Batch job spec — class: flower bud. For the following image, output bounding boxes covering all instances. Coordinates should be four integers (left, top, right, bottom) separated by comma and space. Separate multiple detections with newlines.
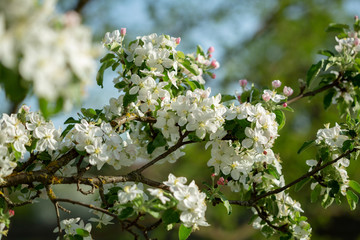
217, 177, 225, 185
272, 80, 282, 89
175, 37, 181, 45
210, 60, 220, 69
208, 54, 212, 58
120, 28, 126, 36
262, 92, 271, 102
283, 86, 294, 96
239, 79, 248, 87
208, 46, 215, 53
283, 102, 288, 107
211, 73, 216, 79
355, 15, 359, 21
8, 210, 15, 216
211, 173, 216, 178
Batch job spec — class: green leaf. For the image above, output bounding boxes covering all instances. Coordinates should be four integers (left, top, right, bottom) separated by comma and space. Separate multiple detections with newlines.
346, 190, 358, 210
317, 50, 334, 57
147, 133, 167, 154
294, 178, 310, 192
114, 81, 127, 89
306, 60, 323, 87
328, 180, 340, 197
274, 110, 285, 130
311, 184, 321, 203
342, 140, 354, 152
185, 79, 198, 91
266, 165, 280, 180
123, 92, 138, 108
97, 59, 116, 88
181, 60, 199, 76
349, 180, 360, 194
118, 207, 135, 220
196, 45, 205, 56
323, 89, 336, 110
76, 229, 90, 237
81, 108, 97, 119
321, 193, 334, 209
326, 23, 349, 33
221, 94, 236, 103
177, 51, 185, 59
64, 117, 80, 124
178, 224, 192, 240
217, 192, 232, 215
162, 209, 180, 225
297, 140, 315, 154
100, 53, 116, 63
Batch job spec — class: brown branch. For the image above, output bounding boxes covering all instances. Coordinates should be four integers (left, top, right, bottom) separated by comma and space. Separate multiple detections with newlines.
13, 152, 38, 173
46, 149, 79, 174
134, 131, 190, 173
73, 0, 91, 14
253, 206, 288, 233
286, 74, 341, 105
252, 148, 357, 204
55, 198, 118, 219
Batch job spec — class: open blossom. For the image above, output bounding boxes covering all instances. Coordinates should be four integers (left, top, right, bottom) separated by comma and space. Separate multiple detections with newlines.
262, 89, 286, 103
315, 123, 348, 149
239, 79, 247, 87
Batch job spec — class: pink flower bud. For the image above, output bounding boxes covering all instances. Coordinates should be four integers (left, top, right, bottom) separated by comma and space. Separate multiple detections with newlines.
217, 177, 225, 185
239, 79, 248, 87
8, 210, 15, 216
262, 92, 271, 102
211, 173, 216, 178
211, 73, 216, 79
355, 38, 359, 46
208, 54, 212, 58
272, 80, 282, 89
120, 28, 126, 36
283, 86, 294, 96
282, 102, 288, 107
355, 16, 359, 21
211, 60, 220, 69
237, 95, 242, 103
208, 46, 215, 53
175, 37, 181, 45
160, 97, 165, 101
21, 105, 30, 112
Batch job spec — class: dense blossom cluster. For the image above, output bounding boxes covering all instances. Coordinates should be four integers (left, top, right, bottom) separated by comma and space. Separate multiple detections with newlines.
2, 19, 360, 239
0, 0, 98, 106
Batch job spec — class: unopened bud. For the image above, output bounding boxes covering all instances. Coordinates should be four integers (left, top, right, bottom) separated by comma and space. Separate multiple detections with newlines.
208, 46, 215, 53
208, 54, 212, 58
283, 86, 294, 97
282, 102, 288, 107
355, 15, 359, 21
239, 79, 248, 87
175, 37, 181, 45
217, 177, 225, 185
211, 73, 216, 79
120, 28, 126, 36
262, 92, 271, 102
211, 60, 220, 69
211, 173, 216, 178
272, 80, 282, 89
8, 210, 15, 216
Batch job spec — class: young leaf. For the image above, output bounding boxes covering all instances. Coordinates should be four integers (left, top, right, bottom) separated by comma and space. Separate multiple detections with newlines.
325, 23, 349, 33
274, 110, 285, 130
221, 94, 236, 103
311, 184, 321, 203
118, 207, 135, 219
64, 117, 80, 124
306, 60, 323, 87
76, 229, 90, 237
179, 224, 192, 240
217, 192, 232, 215
346, 190, 359, 210
297, 140, 315, 154
162, 209, 180, 225
317, 50, 334, 57
349, 180, 360, 194
323, 89, 336, 110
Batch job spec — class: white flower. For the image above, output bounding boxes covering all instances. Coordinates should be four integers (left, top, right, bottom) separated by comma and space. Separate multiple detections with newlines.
148, 188, 170, 204
118, 183, 145, 204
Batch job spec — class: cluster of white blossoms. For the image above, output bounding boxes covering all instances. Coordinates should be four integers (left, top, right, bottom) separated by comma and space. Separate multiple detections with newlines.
315, 123, 348, 149
307, 123, 350, 196
66, 119, 137, 170
0, 0, 98, 105
53, 217, 92, 240
335, 31, 360, 55
225, 102, 279, 152
0, 106, 61, 181
155, 88, 226, 140
117, 182, 148, 204
164, 174, 209, 229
